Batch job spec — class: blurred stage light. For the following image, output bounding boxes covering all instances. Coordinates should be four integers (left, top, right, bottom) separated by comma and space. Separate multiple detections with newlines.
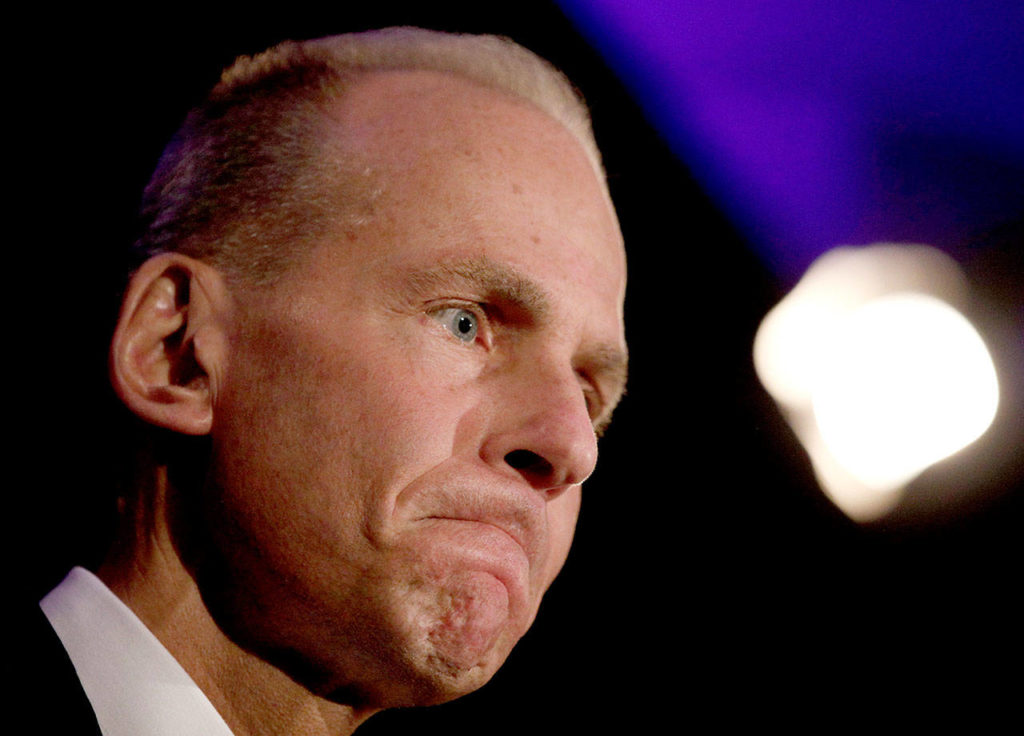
754, 244, 1000, 520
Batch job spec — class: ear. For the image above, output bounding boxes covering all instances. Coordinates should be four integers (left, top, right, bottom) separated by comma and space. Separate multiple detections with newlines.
110, 253, 231, 435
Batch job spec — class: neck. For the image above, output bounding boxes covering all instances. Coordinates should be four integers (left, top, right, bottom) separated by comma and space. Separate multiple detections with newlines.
97, 467, 375, 736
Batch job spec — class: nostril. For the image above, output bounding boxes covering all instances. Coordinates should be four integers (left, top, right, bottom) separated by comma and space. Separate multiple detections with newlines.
505, 449, 554, 482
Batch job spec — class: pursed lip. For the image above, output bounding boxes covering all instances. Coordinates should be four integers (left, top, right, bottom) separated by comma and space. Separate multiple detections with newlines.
424, 515, 531, 558
412, 482, 546, 561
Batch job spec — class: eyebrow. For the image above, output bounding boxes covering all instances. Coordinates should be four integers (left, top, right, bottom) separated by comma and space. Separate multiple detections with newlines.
402, 256, 551, 321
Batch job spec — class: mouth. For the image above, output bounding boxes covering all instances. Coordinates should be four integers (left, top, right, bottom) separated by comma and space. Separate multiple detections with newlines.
425, 516, 529, 556
399, 477, 550, 590
410, 481, 545, 559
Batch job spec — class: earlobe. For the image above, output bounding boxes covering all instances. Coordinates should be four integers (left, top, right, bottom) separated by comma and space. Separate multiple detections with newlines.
110, 253, 229, 436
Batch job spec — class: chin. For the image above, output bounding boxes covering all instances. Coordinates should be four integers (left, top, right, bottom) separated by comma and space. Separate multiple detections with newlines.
371, 570, 531, 707
403, 636, 519, 707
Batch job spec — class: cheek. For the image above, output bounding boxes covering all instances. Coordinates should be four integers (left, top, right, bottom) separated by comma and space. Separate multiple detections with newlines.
542, 488, 582, 586
207, 312, 484, 584
205, 330, 376, 578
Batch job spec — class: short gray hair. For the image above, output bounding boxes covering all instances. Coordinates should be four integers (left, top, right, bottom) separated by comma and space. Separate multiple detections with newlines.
136, 27, 602, 282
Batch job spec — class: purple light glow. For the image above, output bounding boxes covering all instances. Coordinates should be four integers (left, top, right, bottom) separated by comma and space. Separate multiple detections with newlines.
558, 0, 1024, 279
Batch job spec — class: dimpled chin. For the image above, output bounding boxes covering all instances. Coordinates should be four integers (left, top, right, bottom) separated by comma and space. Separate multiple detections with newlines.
421, 570, 516, 680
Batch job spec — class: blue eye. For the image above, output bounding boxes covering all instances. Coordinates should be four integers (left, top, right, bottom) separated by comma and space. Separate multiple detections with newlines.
435, 307, 479, 343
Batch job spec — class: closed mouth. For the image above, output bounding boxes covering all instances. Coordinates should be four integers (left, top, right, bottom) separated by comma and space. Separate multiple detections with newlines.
423, 516, 530, 556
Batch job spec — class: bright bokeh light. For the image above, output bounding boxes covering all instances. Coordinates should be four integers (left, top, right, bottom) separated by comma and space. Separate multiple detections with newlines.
753, 244, 1001, 521
812, 293, 999, 492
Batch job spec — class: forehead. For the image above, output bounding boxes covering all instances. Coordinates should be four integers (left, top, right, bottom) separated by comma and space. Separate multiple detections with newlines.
330, 69, 605, 182
330, 72, 622, 276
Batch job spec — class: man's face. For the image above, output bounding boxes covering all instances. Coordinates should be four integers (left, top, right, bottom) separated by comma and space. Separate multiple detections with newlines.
199, 71, 626, 708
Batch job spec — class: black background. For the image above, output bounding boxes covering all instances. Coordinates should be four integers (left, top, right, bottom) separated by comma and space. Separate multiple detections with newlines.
11, 1, 1022, 728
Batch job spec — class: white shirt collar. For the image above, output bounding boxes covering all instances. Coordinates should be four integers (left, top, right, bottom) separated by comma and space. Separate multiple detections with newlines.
40, 567, 235, 736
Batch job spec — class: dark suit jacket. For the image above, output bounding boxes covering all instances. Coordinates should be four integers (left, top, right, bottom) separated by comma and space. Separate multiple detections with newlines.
7, 602, 103, 735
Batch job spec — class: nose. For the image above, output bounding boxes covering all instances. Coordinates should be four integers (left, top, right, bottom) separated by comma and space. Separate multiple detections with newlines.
480, 362, 599, 499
